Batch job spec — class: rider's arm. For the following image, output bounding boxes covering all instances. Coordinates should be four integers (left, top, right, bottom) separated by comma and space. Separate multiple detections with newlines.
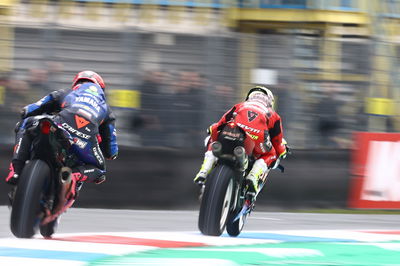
99, 109, 118, 160
268, 113, 287, 158
21, 89, 68, 118
209, 104, 238, 142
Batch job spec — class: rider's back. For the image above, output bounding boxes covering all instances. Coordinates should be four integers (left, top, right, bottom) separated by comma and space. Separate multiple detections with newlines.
58, 83, 110, 134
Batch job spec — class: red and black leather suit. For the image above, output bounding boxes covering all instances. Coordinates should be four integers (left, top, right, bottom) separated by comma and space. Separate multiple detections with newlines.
208, 100, 286, 167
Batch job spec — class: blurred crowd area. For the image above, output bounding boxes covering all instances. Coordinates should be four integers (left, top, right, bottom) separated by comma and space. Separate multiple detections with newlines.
0, 65, 237, 148
0, 59, 372, 150
0, 0, 399, 149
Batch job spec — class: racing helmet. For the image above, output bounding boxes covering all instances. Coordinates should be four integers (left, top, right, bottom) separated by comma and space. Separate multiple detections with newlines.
72, 70, 106, 90
245, 86, 274, 108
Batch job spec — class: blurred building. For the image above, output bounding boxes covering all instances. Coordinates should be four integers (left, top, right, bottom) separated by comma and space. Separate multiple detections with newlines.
0, 0, 399, 149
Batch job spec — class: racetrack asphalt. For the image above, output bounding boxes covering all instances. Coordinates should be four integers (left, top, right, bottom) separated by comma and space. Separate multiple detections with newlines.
1, 206, 400, 238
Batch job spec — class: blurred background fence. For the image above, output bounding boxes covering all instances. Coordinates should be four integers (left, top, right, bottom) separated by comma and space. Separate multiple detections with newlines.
0, 0, 399, 150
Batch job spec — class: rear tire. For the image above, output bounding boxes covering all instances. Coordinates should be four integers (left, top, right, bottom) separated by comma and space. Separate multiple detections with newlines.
10, 159, 51, 238
198, 165, 235, 236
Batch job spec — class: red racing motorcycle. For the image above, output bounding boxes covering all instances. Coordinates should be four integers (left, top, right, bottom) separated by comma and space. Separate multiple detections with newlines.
198, 122, 284, 237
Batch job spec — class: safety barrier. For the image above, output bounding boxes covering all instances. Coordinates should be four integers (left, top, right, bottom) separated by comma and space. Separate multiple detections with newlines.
349, 132, 400, 209
0, 146, 351, 209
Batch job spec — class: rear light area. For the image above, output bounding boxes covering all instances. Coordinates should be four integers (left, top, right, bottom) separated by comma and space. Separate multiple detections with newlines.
40, 120, 51, 135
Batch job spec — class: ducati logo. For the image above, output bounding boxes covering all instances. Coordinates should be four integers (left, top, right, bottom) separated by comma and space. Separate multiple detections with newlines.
247, 111, 258, 122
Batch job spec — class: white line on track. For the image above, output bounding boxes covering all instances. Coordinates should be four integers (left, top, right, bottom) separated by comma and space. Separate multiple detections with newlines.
252, 217, 281, 220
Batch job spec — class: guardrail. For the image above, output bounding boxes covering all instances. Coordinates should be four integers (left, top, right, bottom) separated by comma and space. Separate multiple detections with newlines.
0, 146, 351, 209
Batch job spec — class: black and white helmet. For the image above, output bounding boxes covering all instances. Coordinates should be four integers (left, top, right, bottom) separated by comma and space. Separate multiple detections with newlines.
245, 86, 274, 108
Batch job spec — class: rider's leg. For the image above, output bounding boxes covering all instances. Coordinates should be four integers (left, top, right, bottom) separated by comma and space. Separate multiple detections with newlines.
6, 118, 35, 185
194, 150, 217, 185
71, 140, 107, 185
72, 165, 106, 184
246, 149, 277, 193
246, 159, 269, 193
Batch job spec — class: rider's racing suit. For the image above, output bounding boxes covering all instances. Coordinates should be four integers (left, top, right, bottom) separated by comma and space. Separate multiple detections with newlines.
195, 99, 288, 193
209, 100, 287, 167
6, 82, 118, 185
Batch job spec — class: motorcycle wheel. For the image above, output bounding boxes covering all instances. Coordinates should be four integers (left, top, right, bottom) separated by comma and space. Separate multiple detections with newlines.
226, 208, 247, 237
10, 159, 51, 238
40, 218, 58, 238
198, 165, 235, 236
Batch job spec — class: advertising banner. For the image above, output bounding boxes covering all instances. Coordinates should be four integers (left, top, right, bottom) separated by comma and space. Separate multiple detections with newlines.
349, 132, 400, 209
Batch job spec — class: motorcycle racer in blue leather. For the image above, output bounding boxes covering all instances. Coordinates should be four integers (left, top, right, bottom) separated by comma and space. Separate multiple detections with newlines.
5, 70, 118, 187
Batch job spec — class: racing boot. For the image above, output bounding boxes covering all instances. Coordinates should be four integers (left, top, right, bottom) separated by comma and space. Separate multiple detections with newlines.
246, 159, 269, 195
193, 150, 217, 186
6, 130, 32, 186
72, 165, 106, 185
6, 160, 25, 207
67, 166, 105, 200
5, 159, 25, 186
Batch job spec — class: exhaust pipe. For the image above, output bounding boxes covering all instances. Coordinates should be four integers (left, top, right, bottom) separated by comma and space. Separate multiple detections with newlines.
42, 167, 74, 225
60, 167, 72, 184
234, 146, 247, 171
211, 141, 222, 157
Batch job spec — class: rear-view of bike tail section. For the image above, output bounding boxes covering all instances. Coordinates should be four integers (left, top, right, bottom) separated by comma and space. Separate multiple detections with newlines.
10, 118, 76, 238
198, 123, 251, 237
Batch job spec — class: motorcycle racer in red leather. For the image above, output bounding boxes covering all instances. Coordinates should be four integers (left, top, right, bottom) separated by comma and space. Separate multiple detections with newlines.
194, 86, 289, 193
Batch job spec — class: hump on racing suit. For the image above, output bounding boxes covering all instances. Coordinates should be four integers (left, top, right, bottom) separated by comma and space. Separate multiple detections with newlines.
208, 102, 286, 163
22, 82, 118, 160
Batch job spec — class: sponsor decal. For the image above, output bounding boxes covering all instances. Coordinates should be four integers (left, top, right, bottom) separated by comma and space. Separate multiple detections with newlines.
259, 142, 266, 153
85, 86, 100, 96
73, 137, 88, 149
76, 96, 101, 112
73, 103, 98, 117
349, 132, 400, 208
75, 115, 90, 129
14, 137, 22, 154
222, 131, 241, 139
247, 133, 259, 140
62, 123, 90, 139
264, 134, 272, 151
83, 169, 95, 174
77, 109, 93, 120
362, 141, 400, 201
236, 122, 261, 133
93, 147, 104, 164
247, 110, 258, 122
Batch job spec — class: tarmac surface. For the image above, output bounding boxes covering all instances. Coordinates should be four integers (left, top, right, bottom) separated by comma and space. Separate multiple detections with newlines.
1, 206, 399, 237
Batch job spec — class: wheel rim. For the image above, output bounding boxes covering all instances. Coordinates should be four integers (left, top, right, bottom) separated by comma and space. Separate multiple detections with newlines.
220, 178, 233, 231
238, 212, 247, 231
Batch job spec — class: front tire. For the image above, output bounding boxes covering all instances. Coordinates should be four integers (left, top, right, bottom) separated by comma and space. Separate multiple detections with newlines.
10, 159, 51, 238
198, 165, 235, 236
226, 208, 247, 237
40, 218, 58, 238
